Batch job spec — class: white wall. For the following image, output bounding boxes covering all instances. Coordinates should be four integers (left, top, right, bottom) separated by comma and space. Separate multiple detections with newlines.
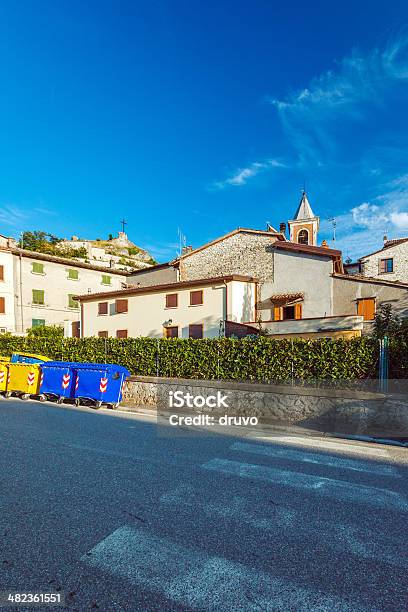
12, 254, 126, 333
0, 250, 16, 332
81, 280, 256, 339
257, 250, 333, 321
228, 280, 256, 323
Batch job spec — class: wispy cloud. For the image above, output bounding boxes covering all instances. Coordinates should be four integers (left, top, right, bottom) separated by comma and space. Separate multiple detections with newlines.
268, 34, 408, 164
0, 204, 28, 229
321, 173, 408, 258
212, 158, 286, 190
142, 241, 180, 262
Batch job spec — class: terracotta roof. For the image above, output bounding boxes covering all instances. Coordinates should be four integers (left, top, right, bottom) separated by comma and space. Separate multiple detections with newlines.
332, 273, 408, 288
359, 237, 408, 261
171, 228, 285, 263
272, 241, 341, 258
269, 292, 304, 302
9, 248, 129, 276
127, 261, 178, 274
75, 274, 258, 301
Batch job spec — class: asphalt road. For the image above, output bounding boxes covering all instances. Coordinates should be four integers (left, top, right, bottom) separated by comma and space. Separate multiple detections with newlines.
0, 398, 407, 611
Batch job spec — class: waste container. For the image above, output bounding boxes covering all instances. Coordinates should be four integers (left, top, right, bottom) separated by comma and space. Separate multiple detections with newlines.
11, 352, 51, 364
6, 363, 43, 398
0, 361, 9, 392
0, 356, 10, 363
73, 362, 130, 408
38, 362, 76, 403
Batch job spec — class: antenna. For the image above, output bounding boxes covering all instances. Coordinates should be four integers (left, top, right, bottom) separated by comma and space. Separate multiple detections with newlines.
328, 217, 337, 243
177, 227, 187, 257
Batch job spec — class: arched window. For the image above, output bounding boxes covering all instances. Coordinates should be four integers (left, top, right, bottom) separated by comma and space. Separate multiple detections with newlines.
298, 229, 309, 245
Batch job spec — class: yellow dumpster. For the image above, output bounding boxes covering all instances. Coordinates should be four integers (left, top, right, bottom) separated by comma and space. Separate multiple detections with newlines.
0, 356, 10, 363
0, 362, 8, 391
6, 363, 43, 398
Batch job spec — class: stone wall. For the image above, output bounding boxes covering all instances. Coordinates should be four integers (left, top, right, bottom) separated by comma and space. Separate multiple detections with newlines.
361, 240, 408, 284
122, 375, 408, 438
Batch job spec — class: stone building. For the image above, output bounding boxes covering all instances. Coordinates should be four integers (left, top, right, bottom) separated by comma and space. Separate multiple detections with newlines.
344, 237, 408, 284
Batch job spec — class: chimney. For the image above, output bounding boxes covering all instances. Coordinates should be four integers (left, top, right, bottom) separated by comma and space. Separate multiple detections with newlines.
279, 222, 286, 236
182, 245, 193, 255
383, 234, 388, 245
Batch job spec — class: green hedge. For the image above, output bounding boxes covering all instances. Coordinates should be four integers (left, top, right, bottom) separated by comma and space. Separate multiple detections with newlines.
0, 335, 379, 381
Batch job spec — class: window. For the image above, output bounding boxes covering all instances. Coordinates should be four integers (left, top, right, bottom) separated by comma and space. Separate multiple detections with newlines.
0, 265, 4, 281
274, 304, 302, 321
165, 293, 178, 308
379, 258, 393, 273
32, 262, 44, 274
68, 294, 79, 309
32, 289, 45, 305
32, 318, 45, 328
72, 321, 80, 338
98, 301, 108, 315
189, 324, 203, 339
115, 299, 128, 313
297, 229, 309, 245
190, 290, 203, 306
165, 326, 178, 338
0, 297, 5, 314
67, 268, 79, 280
98, 331, 109, 338
102, 274, 111, 286
357, 298, 376, 321
116, 329, 128, 338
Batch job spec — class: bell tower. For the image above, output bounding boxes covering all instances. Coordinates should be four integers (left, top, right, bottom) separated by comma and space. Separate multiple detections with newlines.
288, 191, 319, 246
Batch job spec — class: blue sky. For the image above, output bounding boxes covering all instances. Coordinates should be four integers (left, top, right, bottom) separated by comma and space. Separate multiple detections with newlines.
0, 1, 408, 262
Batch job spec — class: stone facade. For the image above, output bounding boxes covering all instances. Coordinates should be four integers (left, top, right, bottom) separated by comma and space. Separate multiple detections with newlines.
360, 239, 408, 283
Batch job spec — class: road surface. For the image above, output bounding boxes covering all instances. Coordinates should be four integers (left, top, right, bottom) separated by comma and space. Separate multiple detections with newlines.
0, 398, 407, 611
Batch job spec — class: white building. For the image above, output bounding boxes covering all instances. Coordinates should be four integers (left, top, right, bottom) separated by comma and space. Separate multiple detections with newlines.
77, 276, 258, 339
0, 246, 126, 336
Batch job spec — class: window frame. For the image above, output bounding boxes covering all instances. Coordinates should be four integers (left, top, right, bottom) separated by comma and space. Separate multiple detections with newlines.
297, 228, 309, 245
190, 290, 203, 306
165, 293, 178, 309
379, 258, 394, 274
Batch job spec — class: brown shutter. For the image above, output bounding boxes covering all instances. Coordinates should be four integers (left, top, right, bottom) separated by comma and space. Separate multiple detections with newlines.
0, 297, 4, 314
98, 331, 108, 338
357, 298, 375, 321
116, 299, 128, 313
189, 324, 203, 338
72, 321, 80, 338
0, 265, 4, 281
190, 290, 203, 306
166, 294, 178, 308
116, 329, 128, 338
273, 305, 282, 321
165, 326, 178, 338
98, 302, 108, 315
294, 304, 302, 320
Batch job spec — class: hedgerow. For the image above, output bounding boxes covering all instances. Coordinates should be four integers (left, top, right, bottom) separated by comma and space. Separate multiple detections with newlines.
0, 335, 381, 381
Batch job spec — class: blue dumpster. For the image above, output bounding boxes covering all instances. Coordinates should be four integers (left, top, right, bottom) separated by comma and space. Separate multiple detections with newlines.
73, 363, 130, 408
11, 352, 51, 364
39, 362, 77, 403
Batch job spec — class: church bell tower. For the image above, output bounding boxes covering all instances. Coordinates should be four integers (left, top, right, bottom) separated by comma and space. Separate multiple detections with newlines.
287, 191, 319, 246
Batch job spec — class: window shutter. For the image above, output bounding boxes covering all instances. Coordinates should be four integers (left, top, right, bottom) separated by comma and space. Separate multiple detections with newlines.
68, 269, 79, 280
32, 262, 44, 274
98, 331, 108, 338
273, 305, 282, 321
0, 265, 4, 281
68, 294, 79, 309
116, 299, 128, 313
32, 289, 44, 305
190, 290, 203, 306
116, 329, 128, 338
0, 297, 5, 314
165, 326, 178, 338
294, 304, 302, 320
102, 274, 111, 285
98, 302, 108, 315
189, 324, 203, 338
166, 293, 178, 308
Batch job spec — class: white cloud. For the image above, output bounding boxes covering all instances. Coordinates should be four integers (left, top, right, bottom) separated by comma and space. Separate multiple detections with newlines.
0, 204, 28, 229
350, 202, 389, 229
213, 158, 285, 190
269, 35, 408, 164
390, 211, 408, 230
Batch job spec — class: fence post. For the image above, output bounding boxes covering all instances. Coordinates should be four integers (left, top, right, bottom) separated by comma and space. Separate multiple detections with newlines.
379, 336, 389, 393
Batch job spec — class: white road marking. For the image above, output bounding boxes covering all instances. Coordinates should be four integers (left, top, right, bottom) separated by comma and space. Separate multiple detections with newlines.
256, 436, 390, 459
230, 442, 400, 477
82, 525, 372, 611
202, 459, 408, 512
160, 484, 408, 569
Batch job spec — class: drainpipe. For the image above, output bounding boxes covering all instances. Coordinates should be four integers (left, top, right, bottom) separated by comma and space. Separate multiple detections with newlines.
19, 253, 24, 333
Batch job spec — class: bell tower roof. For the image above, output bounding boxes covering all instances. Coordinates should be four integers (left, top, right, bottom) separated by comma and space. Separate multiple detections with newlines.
293, 191, 316, 220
